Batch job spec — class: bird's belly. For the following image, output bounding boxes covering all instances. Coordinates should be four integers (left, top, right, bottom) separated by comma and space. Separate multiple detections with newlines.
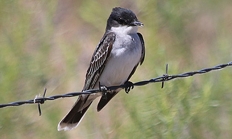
97, 45, 141, 88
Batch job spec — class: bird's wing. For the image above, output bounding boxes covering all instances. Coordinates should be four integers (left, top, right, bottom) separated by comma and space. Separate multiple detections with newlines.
83, 32, 116, 91
137, 33, 145, 65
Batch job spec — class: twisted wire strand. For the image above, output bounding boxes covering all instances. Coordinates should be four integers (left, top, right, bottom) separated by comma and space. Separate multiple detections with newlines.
0, 61, 231, 110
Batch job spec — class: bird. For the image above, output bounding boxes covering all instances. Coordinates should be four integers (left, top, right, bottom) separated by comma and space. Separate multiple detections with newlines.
58, 7, 145, 131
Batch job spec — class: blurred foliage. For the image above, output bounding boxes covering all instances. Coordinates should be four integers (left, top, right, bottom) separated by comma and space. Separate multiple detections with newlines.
0, 0, 232, 139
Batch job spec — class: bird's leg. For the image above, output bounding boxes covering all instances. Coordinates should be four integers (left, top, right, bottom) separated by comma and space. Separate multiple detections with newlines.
99, 82, 108, 99
124, 81, 134, 94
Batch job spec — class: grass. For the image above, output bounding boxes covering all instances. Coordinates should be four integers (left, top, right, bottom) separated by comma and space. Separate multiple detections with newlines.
0, 0, 232, 139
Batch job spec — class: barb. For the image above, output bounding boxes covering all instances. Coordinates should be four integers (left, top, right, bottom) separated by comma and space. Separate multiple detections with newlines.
161, 64, 169, 88
0, 61, 231, 109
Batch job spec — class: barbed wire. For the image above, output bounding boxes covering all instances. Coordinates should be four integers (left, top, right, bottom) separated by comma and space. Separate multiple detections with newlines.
0, 61, 231, 115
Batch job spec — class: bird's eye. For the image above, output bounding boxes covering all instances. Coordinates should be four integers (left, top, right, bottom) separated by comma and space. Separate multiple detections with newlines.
118, 18, 125, 24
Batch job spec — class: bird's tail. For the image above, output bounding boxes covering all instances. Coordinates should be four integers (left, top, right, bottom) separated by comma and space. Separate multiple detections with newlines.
57, 95, 93, 131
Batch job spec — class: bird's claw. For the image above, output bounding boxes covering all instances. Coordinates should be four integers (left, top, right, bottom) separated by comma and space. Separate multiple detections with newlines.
99, 82, 108, 99
124, 81, 134, 94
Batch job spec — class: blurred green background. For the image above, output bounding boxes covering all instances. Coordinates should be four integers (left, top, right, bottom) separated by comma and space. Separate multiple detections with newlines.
0, 0, 232, 139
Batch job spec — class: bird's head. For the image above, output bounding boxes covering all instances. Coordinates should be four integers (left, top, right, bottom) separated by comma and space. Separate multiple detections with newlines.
106, 7, 143, 34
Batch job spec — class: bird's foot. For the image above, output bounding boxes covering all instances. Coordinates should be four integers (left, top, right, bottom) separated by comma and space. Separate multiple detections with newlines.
124, 81, 134, 94
99, 82, 108, 99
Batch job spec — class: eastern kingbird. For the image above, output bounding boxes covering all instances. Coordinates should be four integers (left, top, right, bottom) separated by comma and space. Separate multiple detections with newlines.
58, 7, 145, 131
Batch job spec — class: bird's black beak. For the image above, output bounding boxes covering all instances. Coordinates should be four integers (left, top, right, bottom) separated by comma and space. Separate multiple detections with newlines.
131, 21, 144, 26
